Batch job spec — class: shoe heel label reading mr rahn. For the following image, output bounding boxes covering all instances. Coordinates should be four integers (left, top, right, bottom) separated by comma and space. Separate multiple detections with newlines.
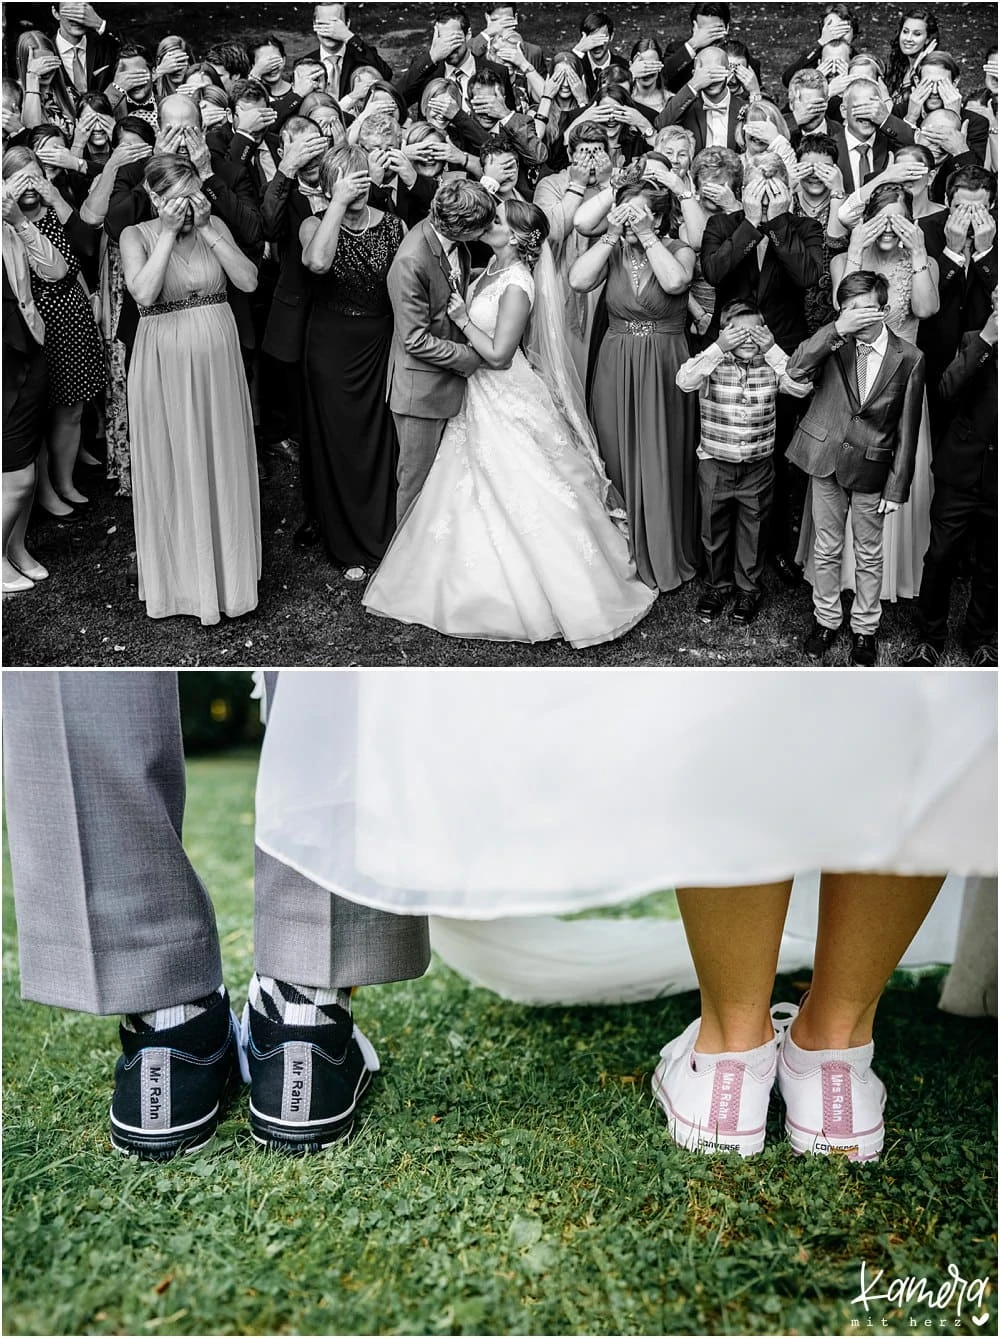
282, 1043, 312, 1122
141, 1049, 171, 1129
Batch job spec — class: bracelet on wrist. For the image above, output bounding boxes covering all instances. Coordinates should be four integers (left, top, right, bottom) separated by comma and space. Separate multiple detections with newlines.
599, 232, 618, 247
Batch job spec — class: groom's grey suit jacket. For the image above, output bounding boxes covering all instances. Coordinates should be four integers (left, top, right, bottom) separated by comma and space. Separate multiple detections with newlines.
386, 218, 480, 420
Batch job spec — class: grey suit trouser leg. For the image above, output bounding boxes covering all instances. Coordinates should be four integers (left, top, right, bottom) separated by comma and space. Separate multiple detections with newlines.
3, 671, 430, 1015
393, 414, 448, 523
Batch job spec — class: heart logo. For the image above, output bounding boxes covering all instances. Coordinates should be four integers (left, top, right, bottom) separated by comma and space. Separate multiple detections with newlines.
972, 1314, 990, 1328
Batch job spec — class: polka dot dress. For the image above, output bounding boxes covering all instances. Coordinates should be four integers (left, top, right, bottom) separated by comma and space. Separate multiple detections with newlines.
30, 209, 107, 408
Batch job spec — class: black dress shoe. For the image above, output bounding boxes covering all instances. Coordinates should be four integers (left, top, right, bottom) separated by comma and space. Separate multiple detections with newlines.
772, 553, 802, 588
850, 632, 878, 667
731, 591, 763, 626
901, 642, 942, 667
695, 587, 730, 623
803, 619, 841, 662
294, 520, 321, 549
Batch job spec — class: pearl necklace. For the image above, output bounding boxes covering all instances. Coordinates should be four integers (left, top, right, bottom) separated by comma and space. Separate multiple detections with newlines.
341, 206, 372, 234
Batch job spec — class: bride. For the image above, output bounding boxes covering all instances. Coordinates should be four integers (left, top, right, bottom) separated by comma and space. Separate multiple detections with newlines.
362, 199, 657, 648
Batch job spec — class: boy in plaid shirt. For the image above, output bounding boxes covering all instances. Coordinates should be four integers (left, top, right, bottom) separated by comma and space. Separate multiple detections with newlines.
676, 299, 813, 625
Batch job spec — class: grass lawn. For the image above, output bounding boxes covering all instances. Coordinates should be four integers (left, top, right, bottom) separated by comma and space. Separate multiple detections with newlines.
3, 750, 996, 1336
3, 0, 996, 669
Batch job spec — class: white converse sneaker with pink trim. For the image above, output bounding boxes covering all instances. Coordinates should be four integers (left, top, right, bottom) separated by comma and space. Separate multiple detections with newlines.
651, 1017, 779, 1157
777, 1025, 887, 1163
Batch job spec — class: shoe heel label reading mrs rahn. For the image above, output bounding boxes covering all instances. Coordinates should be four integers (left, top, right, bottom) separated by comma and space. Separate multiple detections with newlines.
141, 1049, 171, 1129
282, 1043, 312, 1122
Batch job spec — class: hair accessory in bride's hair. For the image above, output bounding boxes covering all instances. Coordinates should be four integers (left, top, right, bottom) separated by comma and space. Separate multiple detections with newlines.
528, 227, 542, 248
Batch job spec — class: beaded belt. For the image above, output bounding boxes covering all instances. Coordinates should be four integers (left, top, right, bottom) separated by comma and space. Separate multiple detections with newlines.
607, 318, 681, 337
138, 291, 228, 318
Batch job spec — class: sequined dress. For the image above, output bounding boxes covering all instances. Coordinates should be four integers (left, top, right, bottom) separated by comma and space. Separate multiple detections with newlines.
302, 213, 405, 566
363, 263, 656, 648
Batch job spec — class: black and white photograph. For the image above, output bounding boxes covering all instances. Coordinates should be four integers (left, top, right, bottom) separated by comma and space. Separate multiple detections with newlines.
1, 5, 998, 1335
1, 0, 996, 666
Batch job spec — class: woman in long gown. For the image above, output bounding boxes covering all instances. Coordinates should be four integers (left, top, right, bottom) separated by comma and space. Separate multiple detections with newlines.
362, 201, 656, 649
300, 146, 404, 580
573, 182, 699, 592
797, 187, 938, 601
120, 153, 261, 625
255, 669, 998, 1163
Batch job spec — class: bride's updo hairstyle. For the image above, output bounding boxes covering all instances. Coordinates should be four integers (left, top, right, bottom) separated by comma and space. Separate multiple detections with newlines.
319, 144, 369, 199
144, 152, 200, 200
504, 200, 550, 271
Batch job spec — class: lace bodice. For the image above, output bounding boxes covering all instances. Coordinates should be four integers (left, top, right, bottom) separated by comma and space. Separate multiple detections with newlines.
468, 262, 535, 338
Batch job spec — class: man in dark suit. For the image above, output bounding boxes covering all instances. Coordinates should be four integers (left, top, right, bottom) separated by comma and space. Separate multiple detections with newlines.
904, 299, 998, 668
700, 154, 824, 581
917, 165, 997, 433
396, 6, 514, 115
655, 46, 747, 153
701, 159, 824, 353
570, 9, 628, 99
454, 68, 548, 197
104, 94, 264, 364
890, 51, 993, 167
786, 270, 925, 666
49, 2, 118, 94
661, 4, 762, 95
259, 116, 329, 547
827, 79, 894, 193
357, 113, 440, 228
303, 3, 392, 100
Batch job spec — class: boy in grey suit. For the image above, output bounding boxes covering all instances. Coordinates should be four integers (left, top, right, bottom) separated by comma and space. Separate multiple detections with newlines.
785, 270, 924, 667
386, 178, 496, 521
3, 671, 430, 1159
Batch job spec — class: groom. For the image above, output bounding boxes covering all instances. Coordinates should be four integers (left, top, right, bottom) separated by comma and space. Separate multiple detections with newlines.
386, 177, 497, 522
3, 672, 429, 1158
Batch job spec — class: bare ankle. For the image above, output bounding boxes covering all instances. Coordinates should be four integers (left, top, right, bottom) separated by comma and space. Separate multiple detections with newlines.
695, 1017, 775, 1054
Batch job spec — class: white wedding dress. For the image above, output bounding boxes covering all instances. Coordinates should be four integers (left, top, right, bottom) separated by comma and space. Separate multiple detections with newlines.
254, 671, 997, 1003
362, 261, 656, 648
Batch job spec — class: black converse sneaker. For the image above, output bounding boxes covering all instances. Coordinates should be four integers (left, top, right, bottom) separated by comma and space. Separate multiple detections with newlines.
110, 991, 247, 1160
242, 1001, 380, 1153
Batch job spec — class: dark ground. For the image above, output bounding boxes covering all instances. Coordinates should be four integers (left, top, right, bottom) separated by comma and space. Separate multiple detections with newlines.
2, 453, 977, 667
2, 2, 994, 668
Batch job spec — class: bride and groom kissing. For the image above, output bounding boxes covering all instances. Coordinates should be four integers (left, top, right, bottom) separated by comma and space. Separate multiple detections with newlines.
363, 176, 656, 648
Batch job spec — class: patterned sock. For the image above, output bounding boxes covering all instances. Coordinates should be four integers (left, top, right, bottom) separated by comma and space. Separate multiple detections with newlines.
247, 973, 352, 1027
691, 1036, 775, 1079
122, 984, 225, 1034
782, 1032, 874, 1074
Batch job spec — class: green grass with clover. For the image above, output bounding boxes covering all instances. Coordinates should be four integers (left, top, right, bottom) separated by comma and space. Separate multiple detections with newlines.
3, 748, 996, 1336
